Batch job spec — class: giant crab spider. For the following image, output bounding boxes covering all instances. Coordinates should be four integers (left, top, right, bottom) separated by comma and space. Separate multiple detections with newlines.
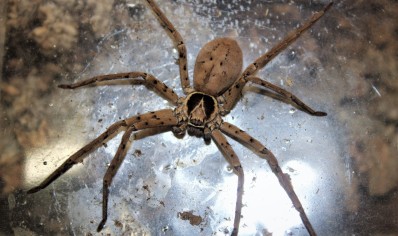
27, 1, 333, 235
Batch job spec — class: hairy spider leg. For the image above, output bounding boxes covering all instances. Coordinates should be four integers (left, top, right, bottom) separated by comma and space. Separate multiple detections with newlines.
220, 122, 317, 236
27, 110, 179, 232
211, 129, 244, 236
58, 71, 179, 105
26, 120, 127, 194
98, 109, 179, 231
146, 0, 192, 94
220, 2, 333, 113
98, 126, 135, 232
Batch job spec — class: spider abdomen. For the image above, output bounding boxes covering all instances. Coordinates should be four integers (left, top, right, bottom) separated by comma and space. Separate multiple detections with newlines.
193, 38, 243, 96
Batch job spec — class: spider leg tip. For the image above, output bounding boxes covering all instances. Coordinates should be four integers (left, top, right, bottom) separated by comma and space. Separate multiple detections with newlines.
325, 2, 334, 11
315, 111, 327, 116
58, 84, 70, 89
97, 219, 106, 232
26, 187, 39, 194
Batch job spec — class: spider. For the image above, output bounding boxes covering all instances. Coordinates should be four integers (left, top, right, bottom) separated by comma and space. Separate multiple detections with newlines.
27, 1, 332, 235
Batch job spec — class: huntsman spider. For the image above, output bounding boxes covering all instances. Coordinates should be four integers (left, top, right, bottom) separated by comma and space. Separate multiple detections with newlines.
28, 1, 333, 235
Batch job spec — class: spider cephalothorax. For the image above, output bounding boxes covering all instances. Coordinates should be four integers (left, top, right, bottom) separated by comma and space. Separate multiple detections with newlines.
27, 1, 332, 235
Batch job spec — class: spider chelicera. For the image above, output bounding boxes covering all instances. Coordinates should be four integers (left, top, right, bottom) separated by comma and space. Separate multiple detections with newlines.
27, 1, 332, 235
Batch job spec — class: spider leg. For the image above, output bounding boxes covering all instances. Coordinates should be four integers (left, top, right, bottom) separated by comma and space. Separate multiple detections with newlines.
97, 126, 134, 232
28, 109, 178, 231
248, 76, 326, 116
220, 122, 317, 236
26, 120, 127, 194
145, 0, 192, 94
27, 109, 177, 194
211, 129, 244, 236
220, 2, 333, 112
96, 109, 178, 231
59, 71, 179, 105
